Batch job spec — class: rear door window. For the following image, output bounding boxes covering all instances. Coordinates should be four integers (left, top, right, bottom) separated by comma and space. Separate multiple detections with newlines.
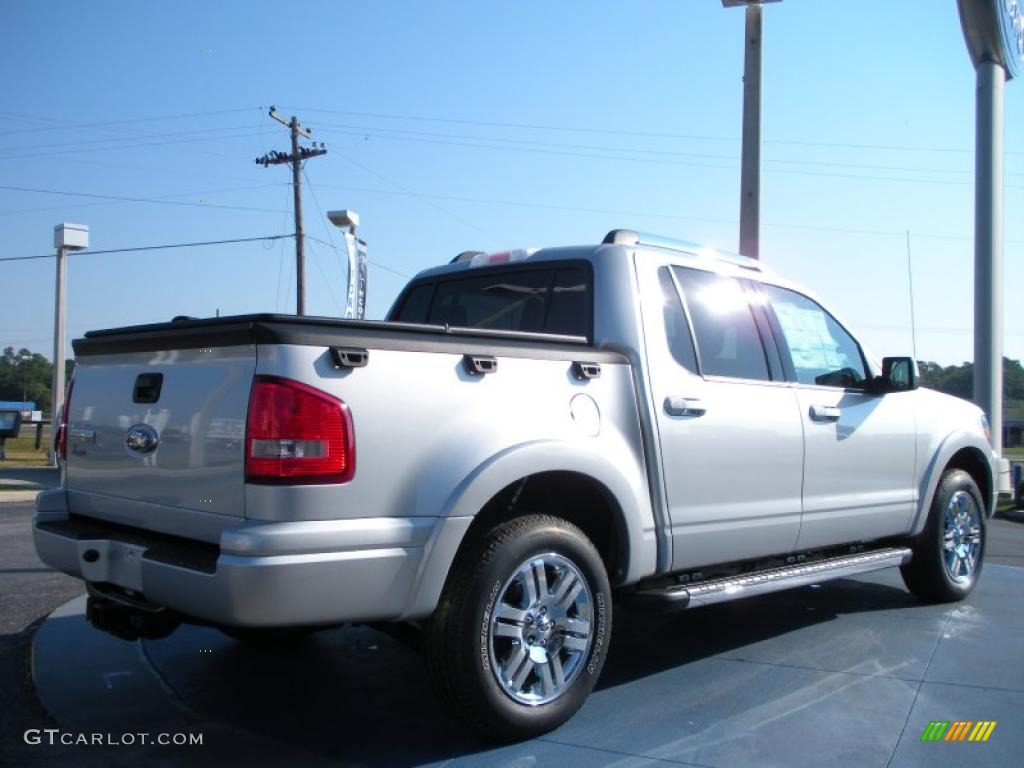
672, 266, 771, 381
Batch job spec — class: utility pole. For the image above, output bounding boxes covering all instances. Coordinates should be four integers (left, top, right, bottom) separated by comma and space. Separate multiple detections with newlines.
722, 0, 781, 261
256, 107, 327, 315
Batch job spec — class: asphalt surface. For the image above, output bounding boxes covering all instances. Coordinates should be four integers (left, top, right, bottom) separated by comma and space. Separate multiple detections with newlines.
0, 501, 84, 768
3, 498, 1023, 766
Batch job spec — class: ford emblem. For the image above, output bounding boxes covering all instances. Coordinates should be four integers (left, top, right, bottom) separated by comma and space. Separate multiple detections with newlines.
125, 424, 159, 454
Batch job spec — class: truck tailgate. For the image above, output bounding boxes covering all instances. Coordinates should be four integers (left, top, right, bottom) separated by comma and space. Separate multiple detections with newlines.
65, 346, 255, 521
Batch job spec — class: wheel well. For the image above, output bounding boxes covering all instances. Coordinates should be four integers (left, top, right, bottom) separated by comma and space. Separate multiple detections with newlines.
946, 447, 992, 513
459, 471, 628, 584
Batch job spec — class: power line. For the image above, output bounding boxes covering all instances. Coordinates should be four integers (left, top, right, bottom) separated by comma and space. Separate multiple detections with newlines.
333, 150, 489, 236
304, 234, 412, 280
0, 124, 265, 155
307, 181, 1024, 245
303, 238, 344, 314
0, 234, 294, 263
0, 184, 289, 214
0, 107, 261, 137
0, 182, 287, 217
282, 106, 1024, 157
302, 166, 346, 275
0, 130, 265, 162
314, 121, 1023, 179
316, 128, 1024, 189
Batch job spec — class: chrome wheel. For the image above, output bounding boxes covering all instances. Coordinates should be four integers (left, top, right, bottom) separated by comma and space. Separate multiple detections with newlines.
488, 553, 593, 706
943, 490, 982, 583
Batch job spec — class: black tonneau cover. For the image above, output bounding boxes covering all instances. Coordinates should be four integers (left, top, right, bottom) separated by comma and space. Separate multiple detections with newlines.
73, 313, 626, 363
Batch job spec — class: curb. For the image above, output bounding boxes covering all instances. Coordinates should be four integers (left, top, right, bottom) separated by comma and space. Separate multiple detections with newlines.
0, 490, 41, 504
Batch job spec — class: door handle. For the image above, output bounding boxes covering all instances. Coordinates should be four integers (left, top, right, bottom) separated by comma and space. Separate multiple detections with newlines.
664, 396, 707, 417
809, 404, 841, 422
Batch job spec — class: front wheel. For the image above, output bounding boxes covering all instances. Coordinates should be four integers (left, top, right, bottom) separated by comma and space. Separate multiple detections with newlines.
424, 515, 612, 741
901, 468, 986, 602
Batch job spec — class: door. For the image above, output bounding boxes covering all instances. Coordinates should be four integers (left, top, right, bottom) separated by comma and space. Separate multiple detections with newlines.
758, 283, 917, 549
643, 264, 804, 571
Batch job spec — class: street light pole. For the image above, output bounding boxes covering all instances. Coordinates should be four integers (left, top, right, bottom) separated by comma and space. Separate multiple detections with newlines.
957, 0, 1022, 457
722, 0, 780, 261
328, 210, 368, 320
973, 59, 1005, 454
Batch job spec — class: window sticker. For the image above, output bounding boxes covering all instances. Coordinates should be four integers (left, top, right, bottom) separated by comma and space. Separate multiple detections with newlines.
773, 301, 845, 371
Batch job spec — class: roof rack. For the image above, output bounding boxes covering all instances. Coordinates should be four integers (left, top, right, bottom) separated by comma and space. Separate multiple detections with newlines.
603, 229, 764, 272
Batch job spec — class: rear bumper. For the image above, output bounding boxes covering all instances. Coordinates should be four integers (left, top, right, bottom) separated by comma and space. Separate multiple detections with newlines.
33, 489, 471, 627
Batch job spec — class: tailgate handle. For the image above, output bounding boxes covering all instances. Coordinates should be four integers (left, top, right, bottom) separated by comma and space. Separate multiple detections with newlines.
573, 361, 602, 380
329, 346, 369, 369
133, 373, 163, 404
463, 355, 498, 375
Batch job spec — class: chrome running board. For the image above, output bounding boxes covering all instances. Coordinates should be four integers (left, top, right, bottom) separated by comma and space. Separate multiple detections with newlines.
631, 547, 913, 611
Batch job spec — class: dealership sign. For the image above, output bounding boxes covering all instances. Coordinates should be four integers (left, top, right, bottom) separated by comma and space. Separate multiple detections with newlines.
959, 0, 1024, 77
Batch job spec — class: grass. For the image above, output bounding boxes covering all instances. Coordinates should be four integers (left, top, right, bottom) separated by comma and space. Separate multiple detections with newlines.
1004, 447, 1024, 460
0, 429, 52, 467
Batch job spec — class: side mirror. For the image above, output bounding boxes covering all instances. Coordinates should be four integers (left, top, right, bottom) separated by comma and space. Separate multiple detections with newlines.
869, 357, 919, 394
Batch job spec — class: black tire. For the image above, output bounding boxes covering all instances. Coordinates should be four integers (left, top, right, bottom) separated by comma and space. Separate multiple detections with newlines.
901, 469, 986, 602
423, 515, 612, 741
219, 626, 316, 646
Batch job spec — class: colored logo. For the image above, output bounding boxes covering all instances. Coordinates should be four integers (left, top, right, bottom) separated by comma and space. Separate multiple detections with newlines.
920, 721, 997, 742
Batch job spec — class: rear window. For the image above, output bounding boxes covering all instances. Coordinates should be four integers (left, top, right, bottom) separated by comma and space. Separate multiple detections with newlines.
393, 265, 590, 338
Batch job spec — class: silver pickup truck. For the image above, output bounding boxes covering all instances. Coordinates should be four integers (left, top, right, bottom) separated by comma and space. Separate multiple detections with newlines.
34, 229, 1007, 739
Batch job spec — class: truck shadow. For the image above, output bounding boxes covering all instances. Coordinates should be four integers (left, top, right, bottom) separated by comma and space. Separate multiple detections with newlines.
126, 573, 945, 766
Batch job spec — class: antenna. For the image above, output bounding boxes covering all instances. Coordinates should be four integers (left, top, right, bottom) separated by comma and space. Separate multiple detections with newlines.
906, 230, 918, 362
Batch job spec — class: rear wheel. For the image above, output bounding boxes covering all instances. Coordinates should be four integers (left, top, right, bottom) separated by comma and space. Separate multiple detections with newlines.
424, 515, 611, 740
901, 469, 986, 602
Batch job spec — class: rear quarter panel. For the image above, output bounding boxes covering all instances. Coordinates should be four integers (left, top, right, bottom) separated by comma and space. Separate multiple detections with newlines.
247, 343, 657, 581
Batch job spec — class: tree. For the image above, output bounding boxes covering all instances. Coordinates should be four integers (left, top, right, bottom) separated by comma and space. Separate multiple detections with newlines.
917, 358, 1024, 403
0, 347, 74, 416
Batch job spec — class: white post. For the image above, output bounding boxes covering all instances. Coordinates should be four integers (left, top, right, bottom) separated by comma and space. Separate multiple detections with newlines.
51, 245, 67, 459
51, 223, 88, 463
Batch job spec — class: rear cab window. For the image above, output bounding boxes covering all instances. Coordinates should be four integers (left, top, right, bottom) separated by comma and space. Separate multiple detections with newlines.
390, 263, 592, 339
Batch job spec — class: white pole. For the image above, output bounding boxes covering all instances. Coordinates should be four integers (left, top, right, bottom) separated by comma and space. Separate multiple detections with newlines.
50, 244, 67, 464
973, 59, 1005, 453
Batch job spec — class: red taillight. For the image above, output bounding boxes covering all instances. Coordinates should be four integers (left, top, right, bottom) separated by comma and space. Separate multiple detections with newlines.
56, 379, 73, 461
245, 376, 355, 484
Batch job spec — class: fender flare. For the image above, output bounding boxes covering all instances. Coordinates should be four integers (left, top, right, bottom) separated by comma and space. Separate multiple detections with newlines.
911, 430, 996, 536
400, 440, 658, 619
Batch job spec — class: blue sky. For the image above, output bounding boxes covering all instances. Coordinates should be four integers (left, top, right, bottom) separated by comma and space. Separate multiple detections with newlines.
1, 0, 1021, 366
